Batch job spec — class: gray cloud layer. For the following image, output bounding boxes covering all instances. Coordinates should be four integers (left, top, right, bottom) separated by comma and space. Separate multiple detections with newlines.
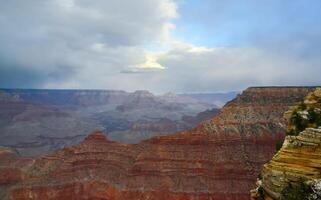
0, 0, 176, 89
0, 0, 320, 92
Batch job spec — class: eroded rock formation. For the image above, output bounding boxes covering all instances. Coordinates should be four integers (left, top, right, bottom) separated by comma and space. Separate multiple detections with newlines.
252, 128, 321, 200
0, 89, 218, 156
0, 147, 33, 199
251, 88, 321, 200
0, 87, 315, 200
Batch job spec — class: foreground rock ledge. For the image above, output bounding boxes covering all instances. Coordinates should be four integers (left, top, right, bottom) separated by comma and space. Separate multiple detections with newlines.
251, 128, 321, 200
0, 87, 314, 200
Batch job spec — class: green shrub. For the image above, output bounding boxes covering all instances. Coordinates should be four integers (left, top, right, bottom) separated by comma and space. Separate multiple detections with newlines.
257, 186, 265, 200
281, 178, 313, 200
287, 105, 321, 136
286, 129, 297, 136
275, 140, 284, 152
298, 102, 307, 110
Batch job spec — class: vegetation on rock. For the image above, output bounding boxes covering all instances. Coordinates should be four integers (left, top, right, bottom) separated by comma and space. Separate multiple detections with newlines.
280, 178, 321, 200
280, 178, 313, 200
285, 88, 321, 136
251, 88, 321, 200
275, 139, 284, 151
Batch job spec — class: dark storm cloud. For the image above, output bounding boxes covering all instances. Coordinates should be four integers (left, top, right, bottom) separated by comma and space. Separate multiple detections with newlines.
0, 61, 75, 88
0, 0, 176, 89
0, 65, 45, 88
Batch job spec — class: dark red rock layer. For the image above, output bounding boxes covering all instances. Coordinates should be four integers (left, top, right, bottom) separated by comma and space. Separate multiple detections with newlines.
1, 87, 315, 200
0, 147, 33, 199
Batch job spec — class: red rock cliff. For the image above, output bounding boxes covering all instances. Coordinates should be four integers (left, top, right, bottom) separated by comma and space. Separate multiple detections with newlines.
1, 87, 315, 200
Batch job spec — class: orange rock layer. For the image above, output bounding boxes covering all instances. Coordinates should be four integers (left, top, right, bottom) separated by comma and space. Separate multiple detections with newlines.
0, 87, 315, 200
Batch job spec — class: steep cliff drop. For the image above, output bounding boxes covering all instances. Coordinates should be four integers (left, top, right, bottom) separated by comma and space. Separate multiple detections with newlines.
0, 87, 315, 200
251, 88, 321, 200
0, 147, 33, 199
251, 128, 321, 200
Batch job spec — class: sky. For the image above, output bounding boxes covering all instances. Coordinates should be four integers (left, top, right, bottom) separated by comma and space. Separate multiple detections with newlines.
0, 0, 321, 93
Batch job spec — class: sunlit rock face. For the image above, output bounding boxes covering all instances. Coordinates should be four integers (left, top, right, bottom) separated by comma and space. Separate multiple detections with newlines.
1, 87, 314, 200
255, 128, 321, 200
251, 88, 321, 200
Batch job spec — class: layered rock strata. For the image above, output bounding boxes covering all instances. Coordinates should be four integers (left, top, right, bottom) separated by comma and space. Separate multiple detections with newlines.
0, 89, 217, 156
0, 87, 315, 200
251, 88, 321, 200
252, 127, 321, 200
0, 147, 33, 199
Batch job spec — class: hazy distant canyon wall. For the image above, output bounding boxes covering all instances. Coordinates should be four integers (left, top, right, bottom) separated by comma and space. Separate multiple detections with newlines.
0, 89, 227, 156
0, 87, 315, 200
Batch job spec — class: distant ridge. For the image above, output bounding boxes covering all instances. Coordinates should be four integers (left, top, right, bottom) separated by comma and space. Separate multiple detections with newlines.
0, 88, 219, 156
0, 86, 315, 200
247, 86, 319, 88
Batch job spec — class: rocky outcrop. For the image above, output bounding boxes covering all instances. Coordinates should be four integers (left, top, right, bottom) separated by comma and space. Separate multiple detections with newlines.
259, 128, 321, 199
0, 87, 315, 200
251, 88, 321, 200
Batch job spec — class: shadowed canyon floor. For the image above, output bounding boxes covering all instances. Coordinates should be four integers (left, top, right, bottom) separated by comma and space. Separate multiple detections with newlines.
0, 87, 316, 200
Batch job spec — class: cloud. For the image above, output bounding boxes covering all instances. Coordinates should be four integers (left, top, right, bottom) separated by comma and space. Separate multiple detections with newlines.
122, 53, 166, 73
0, 0, 176, 88
0, 0, 320, 92
156, 44, 321, 92
110, 41, 321, 93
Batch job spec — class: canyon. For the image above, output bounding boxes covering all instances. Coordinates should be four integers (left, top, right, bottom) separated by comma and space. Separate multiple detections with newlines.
0, 89, 225, 156
0, 86, 315, 200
